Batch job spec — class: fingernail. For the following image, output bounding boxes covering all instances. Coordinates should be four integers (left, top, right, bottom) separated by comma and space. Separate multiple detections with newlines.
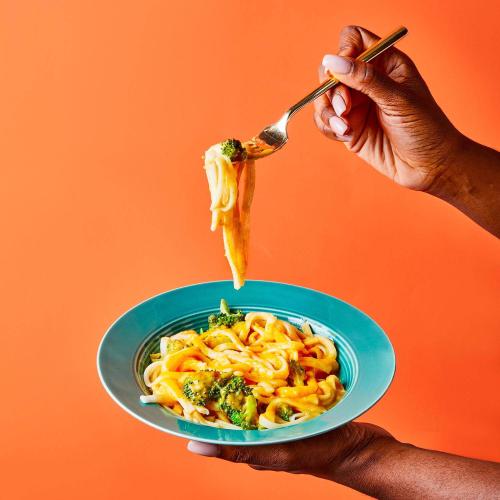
329, 116, 348, 135
332, 94, 346, 116
322, 55, 352, 75
187, 441, 219, 457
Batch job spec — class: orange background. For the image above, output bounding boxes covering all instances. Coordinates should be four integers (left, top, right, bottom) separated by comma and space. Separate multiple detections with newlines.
1, 1, 499, 499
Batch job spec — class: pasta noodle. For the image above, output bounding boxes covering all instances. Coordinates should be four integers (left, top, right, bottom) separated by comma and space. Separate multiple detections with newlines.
204, 142, 255, 289
140, 303, 345, 430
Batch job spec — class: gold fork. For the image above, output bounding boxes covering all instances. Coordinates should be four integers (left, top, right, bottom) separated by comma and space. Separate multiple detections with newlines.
244, 26, 408, 159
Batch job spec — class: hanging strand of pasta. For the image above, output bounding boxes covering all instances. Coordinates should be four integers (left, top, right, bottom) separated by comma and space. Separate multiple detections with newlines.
204, 143, 256, 289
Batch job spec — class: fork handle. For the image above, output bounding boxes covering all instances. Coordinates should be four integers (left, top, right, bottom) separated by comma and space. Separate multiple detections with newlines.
287, 26, 408, 119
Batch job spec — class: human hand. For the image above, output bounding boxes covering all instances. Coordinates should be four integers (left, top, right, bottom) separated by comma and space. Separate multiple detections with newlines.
187, 422, 393, 480
188, 421, 500, 498
314, 25, 464, 192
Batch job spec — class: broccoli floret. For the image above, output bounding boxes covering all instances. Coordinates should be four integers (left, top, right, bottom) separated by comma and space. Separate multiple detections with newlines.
182, 372, 216, 406
277, 404, 293, 422
207, 373, 248, 400
207, 299, 245, 329
288, 360, 305, 386
221, 394, 257, 429
222, 375, 253, 395
220, 139, 247, 162
217, 375, 257, 430
207, 381, 222, 401
242, 394, 258, 429
229, 394, 257, 430
183, 371, 258, 429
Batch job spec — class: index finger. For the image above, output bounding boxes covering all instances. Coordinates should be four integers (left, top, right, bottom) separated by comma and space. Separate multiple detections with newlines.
338, 25, 412, 67
187, 440, 295, 470
317, 64, 352, 117
338, 25, 381, 57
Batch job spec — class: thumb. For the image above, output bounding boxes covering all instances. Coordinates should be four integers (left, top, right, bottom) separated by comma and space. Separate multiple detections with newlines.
322, 54, 400, 107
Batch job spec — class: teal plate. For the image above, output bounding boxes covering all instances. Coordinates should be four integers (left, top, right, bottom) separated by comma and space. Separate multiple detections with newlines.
97, 281, 395, 445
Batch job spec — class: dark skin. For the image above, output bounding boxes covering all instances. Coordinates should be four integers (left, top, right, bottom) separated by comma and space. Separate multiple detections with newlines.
188, 26, 500, 499
188, 423, 500, 499
314, 26, 500, 236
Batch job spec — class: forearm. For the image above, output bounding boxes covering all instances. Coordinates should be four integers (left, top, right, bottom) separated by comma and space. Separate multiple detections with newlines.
428, 136, 500, 237
327, 436, 500, 499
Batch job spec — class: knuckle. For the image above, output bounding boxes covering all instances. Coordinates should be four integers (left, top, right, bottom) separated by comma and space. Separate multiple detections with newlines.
230, 447, 251, 463
313, 112, 325, 128
320, 106, 333, 124
398, 52, 418, 74
400, 59, 417, 75
275, 447, 296, 469
335, 85, 350, 104
334, 85, 346, 97
357, 62, 376, 86
313, 114, 329, 135
338, 42, 351, 54
390, 58, 419, 84
340, 24, 359, 37
339, 25, 362, 54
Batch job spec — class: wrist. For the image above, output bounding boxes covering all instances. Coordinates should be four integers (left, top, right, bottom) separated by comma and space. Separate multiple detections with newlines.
424, 133, 475, 202
324, 431, 409, 496
424, 135, 500, 236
